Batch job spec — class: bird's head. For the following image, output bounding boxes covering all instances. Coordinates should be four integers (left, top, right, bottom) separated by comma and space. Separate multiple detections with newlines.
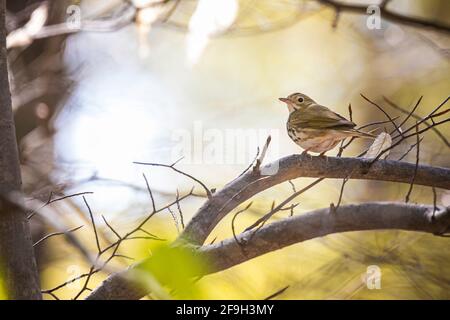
279, 93, 316, 113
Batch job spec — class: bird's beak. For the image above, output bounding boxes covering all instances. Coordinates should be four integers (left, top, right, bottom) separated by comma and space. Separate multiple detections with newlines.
279, 97, 289, 103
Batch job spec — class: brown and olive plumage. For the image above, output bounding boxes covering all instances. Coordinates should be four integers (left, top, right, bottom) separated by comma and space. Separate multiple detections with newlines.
279, 93, 374, 154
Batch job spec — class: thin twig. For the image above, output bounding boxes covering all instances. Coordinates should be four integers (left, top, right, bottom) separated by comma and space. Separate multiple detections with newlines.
33, 225, 83, 247
338, 117, 400, 157
139, 228, 160, 239
317, 0, 450, 34
360, 94, 403, 137
83, 196, 102, 253
264, 285, 289, 300
101, 215, 121, 240
253, 135, 272, 174
175, 190, 185, 229
27, 191, 94, 219
387, 96, 423, 132
47, 192, 95, 205
336, 178, 348, 210
370, 116, 448, 162
238, 147, 259, 178
168, 206, 180, 234
244, 178, 324, 232
357, 117, 400, 130
142, 173, 156, 212
405, 124, 421, 203
432, 187, 438, 219
231, 202, 253, 248
288, 180, 297, 193
134, 159, 213, 199
42, 292, 60, 300
397, 137, 424, 161
384, 95, 449, 147
391, 96, 449, 139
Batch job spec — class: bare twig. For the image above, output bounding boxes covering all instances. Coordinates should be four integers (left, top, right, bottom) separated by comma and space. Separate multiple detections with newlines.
335, 176, 349, 210
288, 180, 297, 193
391, 96, 449, 139
168, 206, 180, 234
317, 0, 450, 34
27, 191, 94, 219
397, 137, 424, 161
134, 159, 213, 199
384, 96, 449, 147
432, 187, 438, 219
360, 94, 403, 137
371, 116, 448, 162
264, 285, 289, 300
405, 124, 421, 203
253, 136, 272, 174
244, 178, 324, 232
47, 191, 95, 205
363, 96, 448, 162
142, 173, 156, 212
33, 225, 83, 247
175, 190, 185, 229
388, 96, 423, 131
231, 202, 253, 248
237, 147, 259, 178
102, 215, 121, 240
83, 196, 102, 253
357, 117, 401, 130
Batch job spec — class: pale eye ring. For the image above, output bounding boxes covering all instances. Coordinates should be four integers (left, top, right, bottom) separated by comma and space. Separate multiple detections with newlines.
297, 97, 304, 103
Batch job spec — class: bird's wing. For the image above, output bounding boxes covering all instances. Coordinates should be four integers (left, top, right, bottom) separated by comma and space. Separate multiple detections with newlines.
289, 103, 356, 129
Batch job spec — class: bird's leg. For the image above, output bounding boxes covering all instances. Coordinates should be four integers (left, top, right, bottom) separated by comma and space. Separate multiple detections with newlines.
329, 202, 337, 214
301, 149, 313, 160
319, 151, 330, 164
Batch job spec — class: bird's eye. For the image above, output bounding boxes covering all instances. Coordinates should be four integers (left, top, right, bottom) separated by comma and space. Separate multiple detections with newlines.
297, 97, 304, 103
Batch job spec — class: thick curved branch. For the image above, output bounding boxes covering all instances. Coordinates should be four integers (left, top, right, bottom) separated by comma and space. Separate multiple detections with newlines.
199, 202, 450, 273
180, 155, 450, 245
86, 202, 450, 300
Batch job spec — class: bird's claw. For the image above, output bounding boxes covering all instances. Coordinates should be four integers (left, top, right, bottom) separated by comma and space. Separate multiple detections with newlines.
301, 150, 314, 161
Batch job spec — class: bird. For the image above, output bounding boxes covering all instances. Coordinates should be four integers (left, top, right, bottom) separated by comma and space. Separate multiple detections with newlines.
279, 93, 374, 155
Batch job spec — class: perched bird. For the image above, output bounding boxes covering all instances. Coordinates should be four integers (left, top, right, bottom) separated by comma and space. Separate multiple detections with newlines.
279, 93, 374, 155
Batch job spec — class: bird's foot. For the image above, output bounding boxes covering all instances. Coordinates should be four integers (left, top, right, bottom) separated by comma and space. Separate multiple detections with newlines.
319, 151, 330, 164
330, 202, 337, 214
301, 150, 313, 160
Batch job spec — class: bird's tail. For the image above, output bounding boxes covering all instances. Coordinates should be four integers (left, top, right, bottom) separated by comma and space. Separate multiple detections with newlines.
348, 128, 377, 139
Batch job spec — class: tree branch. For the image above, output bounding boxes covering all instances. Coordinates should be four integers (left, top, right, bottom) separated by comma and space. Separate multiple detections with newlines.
181, 155, 450, 245
199, 202, 450, 273
86, 202, 450, 299
317, 0, 450, 34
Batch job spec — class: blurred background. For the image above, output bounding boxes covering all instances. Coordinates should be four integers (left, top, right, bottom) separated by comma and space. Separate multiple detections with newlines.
6, 0, 450, 299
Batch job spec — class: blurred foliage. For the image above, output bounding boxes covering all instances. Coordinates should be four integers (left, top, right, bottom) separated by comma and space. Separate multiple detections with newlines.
136, 242, 208, 299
